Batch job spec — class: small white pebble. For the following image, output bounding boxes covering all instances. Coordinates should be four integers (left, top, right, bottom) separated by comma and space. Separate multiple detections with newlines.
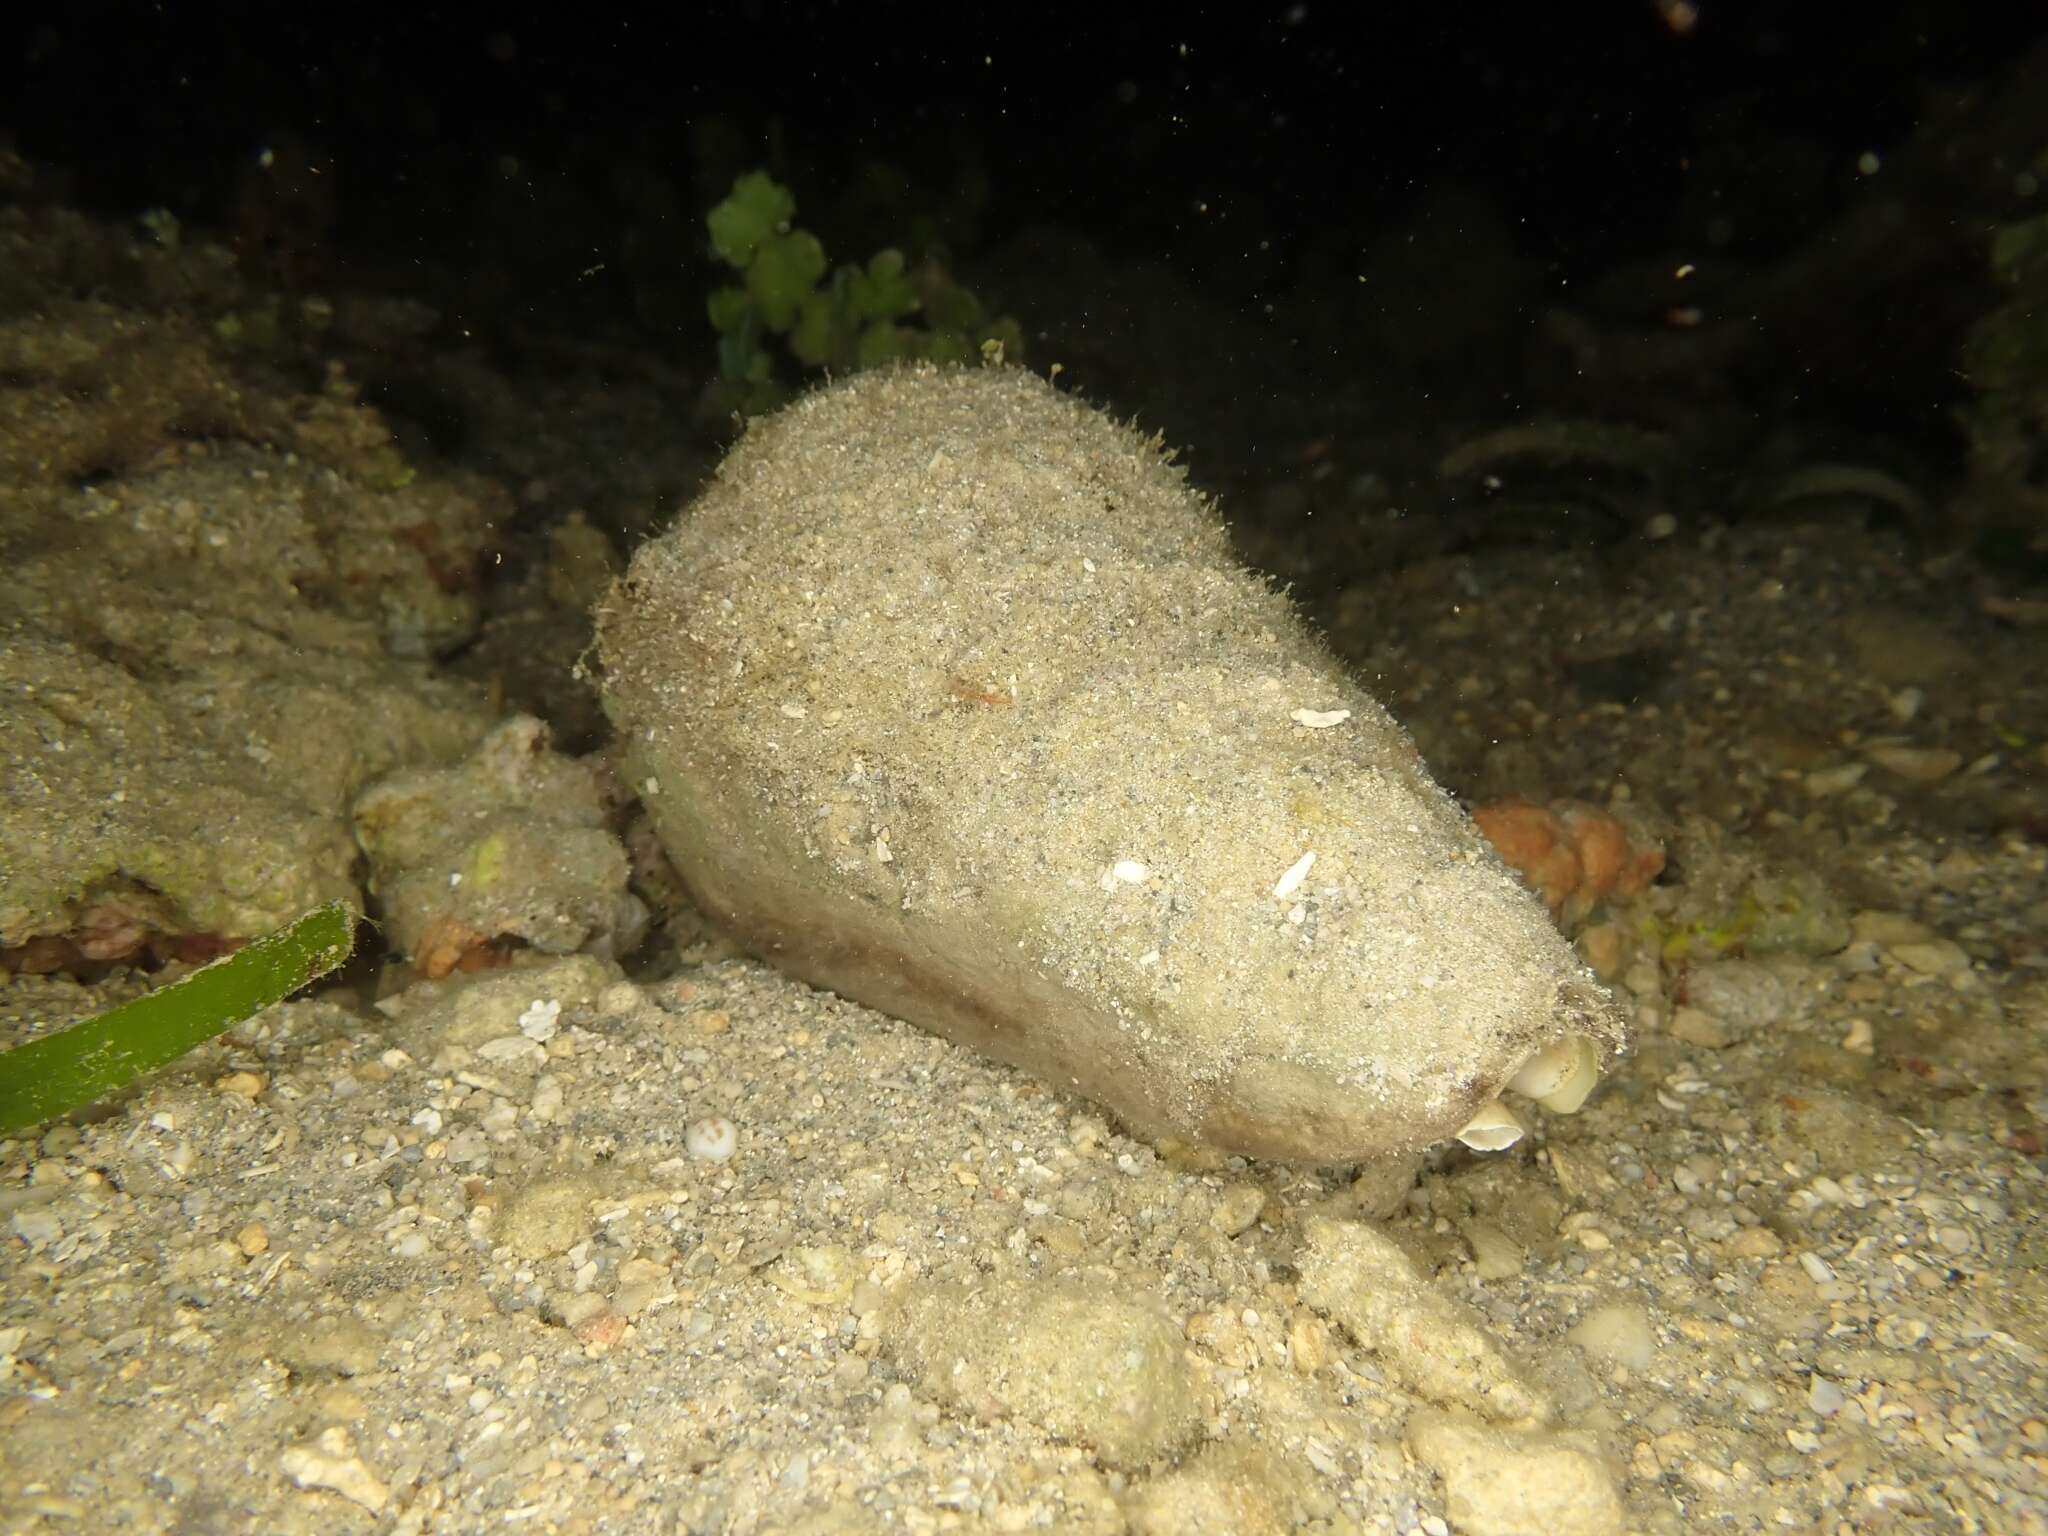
1798, 1251, 1835, 1284
1100, 858, 1149, 891
1290, 707, 1351, 729
686, 1116, 738, 1162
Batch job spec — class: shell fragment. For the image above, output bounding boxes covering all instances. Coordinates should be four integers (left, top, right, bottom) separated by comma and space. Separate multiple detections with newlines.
1454, 1100, 1526, 1152
1271, 851, 1317, 901
1507, 1035, 1602, 1114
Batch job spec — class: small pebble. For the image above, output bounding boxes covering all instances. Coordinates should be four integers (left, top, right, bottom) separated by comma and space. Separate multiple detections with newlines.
1807, 1376, 1845, 1417
1889, 939, 1970, 979
599, 980, 644, 1013
1461, 1220, 1525, 1281
1851, 910, 1930, 946
1864, 745, 1960, 783
530, 1076, 565, 1122
574, 1311, 629, 1353
1566, 1301, 1656, 1372
1726, 1227, 1783, 1258
11, 1208, 63, 1248
1731, 1378, 1778, 1412
1209, 1183, 1266, 1237
477, 1034, 543, 1062
1669, 1006, 1733, 1049
279, 1427, 388, 1513
686, 1116, 738, 1161
1804, 762, 1868, 798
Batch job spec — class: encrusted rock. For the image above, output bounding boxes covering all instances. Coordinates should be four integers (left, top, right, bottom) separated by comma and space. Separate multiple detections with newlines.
597, 365, 1622, 1166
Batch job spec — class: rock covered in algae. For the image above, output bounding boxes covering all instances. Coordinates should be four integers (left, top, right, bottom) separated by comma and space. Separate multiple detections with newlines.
595, 364, 1621, 1165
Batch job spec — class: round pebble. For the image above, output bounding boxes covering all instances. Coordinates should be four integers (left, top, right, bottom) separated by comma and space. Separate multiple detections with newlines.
686, 1116, 738, 1162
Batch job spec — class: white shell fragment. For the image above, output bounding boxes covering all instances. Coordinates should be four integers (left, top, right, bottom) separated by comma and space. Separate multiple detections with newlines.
685, 1116, 738, 1162
1291, 707, 1352, 729
517, 998, 562, 1042
1099, 858, 1150, 891
1454, 1099, 1526, 1152
1507, 1034, 1602, 1114
1271, 850, 1317, 901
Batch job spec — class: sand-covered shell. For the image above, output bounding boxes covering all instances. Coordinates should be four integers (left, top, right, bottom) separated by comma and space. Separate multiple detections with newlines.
596, 365, 1622, 1165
